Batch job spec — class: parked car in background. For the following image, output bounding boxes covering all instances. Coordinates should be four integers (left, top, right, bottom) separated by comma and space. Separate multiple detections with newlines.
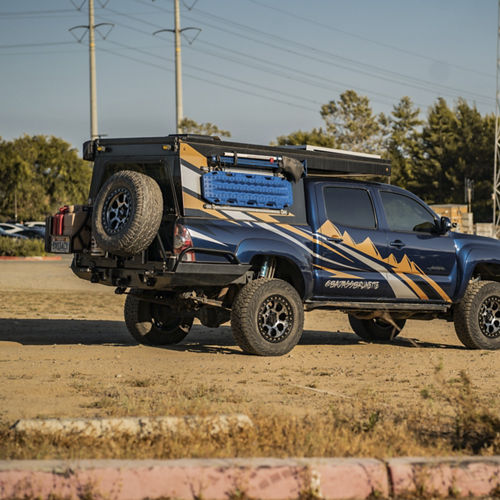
0, 222, 45, 238
24, 221, 46, 229
0, 227, 27, 239
17, 228, 44, 240
0, 223, 24, 235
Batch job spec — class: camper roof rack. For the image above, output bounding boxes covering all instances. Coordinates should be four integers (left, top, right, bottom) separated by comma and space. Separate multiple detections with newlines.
283, 144, 382, 160
83, 136, 391, 177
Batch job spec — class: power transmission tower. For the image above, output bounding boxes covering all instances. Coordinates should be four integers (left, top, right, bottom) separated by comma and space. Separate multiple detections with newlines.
69, 0, 113, 141
153, 0, 201, 134
493, 0, 500, 237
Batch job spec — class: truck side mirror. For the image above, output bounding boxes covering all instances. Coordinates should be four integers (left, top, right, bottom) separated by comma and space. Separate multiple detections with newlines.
439, 216, 453, 234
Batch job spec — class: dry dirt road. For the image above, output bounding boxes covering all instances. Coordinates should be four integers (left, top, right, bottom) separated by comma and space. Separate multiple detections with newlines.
0, 258, 498, 423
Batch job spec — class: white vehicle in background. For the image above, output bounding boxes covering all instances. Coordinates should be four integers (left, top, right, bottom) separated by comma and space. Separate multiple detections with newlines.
0, 223, 24, 234
24, 221, 46, 229
0, 221, 46, 238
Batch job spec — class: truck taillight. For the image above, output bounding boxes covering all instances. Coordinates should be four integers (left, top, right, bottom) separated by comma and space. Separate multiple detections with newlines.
173, 223, 195, 262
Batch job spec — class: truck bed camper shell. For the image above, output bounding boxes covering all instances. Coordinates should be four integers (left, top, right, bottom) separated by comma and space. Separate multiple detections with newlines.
83, 134, 391, 177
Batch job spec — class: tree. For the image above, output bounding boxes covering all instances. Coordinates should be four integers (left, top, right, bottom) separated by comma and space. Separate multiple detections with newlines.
384, 96, 423, 191
453, 99, 494, 221
179, 117, 231, 138
410, 98, 458, 204
275, 91, 495, 222
0, 135, 92, 221
275, 128, 334, 147
410, 98, 494, 221
275, 90, 385, 153
320, 90, 385, 153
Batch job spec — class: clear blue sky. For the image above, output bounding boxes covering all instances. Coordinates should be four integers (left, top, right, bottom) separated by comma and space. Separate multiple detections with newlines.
0, 0, 497, 154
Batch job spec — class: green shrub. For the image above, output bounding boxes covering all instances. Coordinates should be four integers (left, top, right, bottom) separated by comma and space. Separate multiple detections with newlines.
0, 236, 46, 256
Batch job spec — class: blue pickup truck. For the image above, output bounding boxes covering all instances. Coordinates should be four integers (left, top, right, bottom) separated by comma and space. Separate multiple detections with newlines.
45, 134, 500, 355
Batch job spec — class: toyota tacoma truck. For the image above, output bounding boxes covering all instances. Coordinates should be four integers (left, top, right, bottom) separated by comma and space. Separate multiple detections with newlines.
45, 134, 500, 355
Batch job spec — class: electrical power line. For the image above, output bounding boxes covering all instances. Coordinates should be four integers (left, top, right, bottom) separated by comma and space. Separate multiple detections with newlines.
246, 0, 495, 80
2, 2, 493, 106
95, 8, 399, 110
95, 5, 423, 108
144, 0, 491, 105
0, 9, 76, 16
0, 41, 75, 49
106, 38, 324, 108
1, 3, 491, 125
98, 44, 318, 113
0, 48, 84, 56
96, 2, 492, 108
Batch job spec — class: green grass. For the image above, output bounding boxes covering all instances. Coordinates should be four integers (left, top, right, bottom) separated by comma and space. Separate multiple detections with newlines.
0, 236, 46, 256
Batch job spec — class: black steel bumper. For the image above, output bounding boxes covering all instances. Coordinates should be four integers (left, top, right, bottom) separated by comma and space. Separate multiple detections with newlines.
71, 260, 251, 289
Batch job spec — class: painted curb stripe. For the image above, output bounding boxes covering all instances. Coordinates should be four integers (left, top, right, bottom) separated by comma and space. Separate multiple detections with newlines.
0, 256, 62, 261
0, 457, 498, 499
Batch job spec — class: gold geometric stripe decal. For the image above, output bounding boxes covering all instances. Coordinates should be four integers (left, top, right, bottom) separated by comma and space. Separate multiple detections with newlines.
313, 264, 361, 280
396, 272, 429, 301
248, 212, 280, 223
179, 143, 207, 169
280, 224, 353, 262
419, 273, 452, 303
182, 192, 227, 220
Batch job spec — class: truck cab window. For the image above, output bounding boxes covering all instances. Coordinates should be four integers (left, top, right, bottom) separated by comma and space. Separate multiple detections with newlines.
380, 191, 436, 233
324, 187, 376, 229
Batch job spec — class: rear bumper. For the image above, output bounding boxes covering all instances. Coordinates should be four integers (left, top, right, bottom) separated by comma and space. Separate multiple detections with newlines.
71, 260, 251, 289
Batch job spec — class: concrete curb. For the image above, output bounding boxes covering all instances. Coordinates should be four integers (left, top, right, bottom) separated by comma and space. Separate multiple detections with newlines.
12, 415, 253, 438
0, 256, 61, 261
0, 457, 499, 499
388, 456, 500, 498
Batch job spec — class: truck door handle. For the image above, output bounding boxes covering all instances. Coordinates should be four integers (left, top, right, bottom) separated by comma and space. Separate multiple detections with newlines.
390, 240, 405, 249
327, 237, 343, 243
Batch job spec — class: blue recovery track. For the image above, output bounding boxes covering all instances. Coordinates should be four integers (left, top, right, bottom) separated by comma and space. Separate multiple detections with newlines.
202, 171, 293, 209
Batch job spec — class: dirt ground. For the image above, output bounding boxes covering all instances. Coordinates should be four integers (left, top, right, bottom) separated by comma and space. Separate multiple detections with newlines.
0, 258, 499, 424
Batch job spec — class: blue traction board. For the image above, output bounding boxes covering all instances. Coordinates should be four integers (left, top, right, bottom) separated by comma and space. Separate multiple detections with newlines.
202, 171, 293, 209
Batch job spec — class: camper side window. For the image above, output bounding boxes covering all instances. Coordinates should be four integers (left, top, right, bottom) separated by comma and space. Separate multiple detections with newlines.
324, 187, 376, 229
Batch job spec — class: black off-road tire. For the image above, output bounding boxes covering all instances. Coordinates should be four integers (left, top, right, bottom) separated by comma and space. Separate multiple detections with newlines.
454, 280, 500, 350
92, 170, 163, 257
230, 278, 304, 356
348, 315, 406, 342
124, 294, 193, 346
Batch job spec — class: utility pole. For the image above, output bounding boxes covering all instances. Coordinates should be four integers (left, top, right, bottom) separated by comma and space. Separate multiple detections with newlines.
153, 0, 200, 134
89, 0, 98, 140
493, 0, 500, 237
69, 0, 113, 141
174, 0, 183, 133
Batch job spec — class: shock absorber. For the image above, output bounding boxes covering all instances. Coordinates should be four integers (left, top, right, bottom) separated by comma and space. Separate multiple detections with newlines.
259, 256, 276, 278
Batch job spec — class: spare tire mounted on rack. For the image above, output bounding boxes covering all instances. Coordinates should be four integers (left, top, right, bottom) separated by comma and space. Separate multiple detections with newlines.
92, 170, 163, 257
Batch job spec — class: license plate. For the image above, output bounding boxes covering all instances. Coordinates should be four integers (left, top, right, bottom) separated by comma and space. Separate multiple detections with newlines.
50, 236, 70, 253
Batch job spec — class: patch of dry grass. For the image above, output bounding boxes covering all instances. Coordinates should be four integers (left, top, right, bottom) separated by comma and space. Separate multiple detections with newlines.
1, 371, 498, 461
